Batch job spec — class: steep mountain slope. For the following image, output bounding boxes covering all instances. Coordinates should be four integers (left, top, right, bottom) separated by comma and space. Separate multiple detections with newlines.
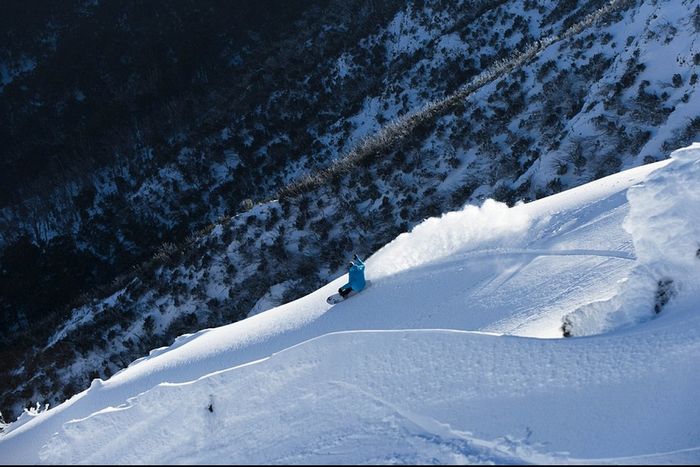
1, 146, 698, 464
2, 0, 700, 422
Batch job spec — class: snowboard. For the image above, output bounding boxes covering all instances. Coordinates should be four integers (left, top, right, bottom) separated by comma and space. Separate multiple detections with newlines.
326, 281, 371, 305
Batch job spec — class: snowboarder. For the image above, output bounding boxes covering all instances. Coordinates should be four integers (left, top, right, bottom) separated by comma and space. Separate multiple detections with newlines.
338, 254, 365, 298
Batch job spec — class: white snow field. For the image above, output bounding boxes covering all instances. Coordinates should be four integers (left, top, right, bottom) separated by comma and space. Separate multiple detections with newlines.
2, 144, 700, 464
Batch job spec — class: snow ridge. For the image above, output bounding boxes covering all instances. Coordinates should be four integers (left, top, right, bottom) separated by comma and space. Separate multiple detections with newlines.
563, 143, 700, 336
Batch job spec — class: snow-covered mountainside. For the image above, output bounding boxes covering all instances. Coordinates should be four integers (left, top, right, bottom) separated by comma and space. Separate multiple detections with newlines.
2, 0, 700, 424
1, 145, 698, 464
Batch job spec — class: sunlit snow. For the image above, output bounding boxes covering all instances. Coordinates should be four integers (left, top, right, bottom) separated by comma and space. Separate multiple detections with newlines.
1, 145, 699, 464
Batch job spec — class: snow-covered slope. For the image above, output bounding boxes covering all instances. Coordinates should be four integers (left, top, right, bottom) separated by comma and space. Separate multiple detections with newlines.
1, 145, 699, 464
7, 0, 700, 424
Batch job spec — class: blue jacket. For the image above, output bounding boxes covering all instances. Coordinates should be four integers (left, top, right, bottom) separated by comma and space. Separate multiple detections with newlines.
345, 256, 366, 292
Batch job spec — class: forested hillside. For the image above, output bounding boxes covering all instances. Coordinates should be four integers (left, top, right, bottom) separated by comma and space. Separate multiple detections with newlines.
1, 0, 699, 422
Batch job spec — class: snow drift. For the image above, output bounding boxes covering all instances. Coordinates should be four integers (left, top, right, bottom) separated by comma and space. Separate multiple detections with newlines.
562, 143, 700, 336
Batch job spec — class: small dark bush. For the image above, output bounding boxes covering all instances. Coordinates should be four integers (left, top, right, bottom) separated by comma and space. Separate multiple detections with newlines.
672, 73, 683, 87
654, 278, 675, 314
561, 315, 573, 338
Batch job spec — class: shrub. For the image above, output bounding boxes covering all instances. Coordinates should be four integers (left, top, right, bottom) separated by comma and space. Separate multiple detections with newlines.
672, 73, 683, 87
654, 278, 675, 314
143, 315, 155, 336
556, 161, 568, 175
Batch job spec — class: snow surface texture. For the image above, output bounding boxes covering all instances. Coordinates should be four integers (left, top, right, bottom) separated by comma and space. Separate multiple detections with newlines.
1, 146, 700, 464
563, 143, 700, 336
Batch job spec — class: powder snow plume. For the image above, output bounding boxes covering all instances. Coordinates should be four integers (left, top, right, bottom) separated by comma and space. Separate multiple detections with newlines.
368, 198, 531, 279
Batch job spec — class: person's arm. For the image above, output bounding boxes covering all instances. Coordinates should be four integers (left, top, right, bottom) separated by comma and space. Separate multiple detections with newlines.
353, 254, 364, 267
